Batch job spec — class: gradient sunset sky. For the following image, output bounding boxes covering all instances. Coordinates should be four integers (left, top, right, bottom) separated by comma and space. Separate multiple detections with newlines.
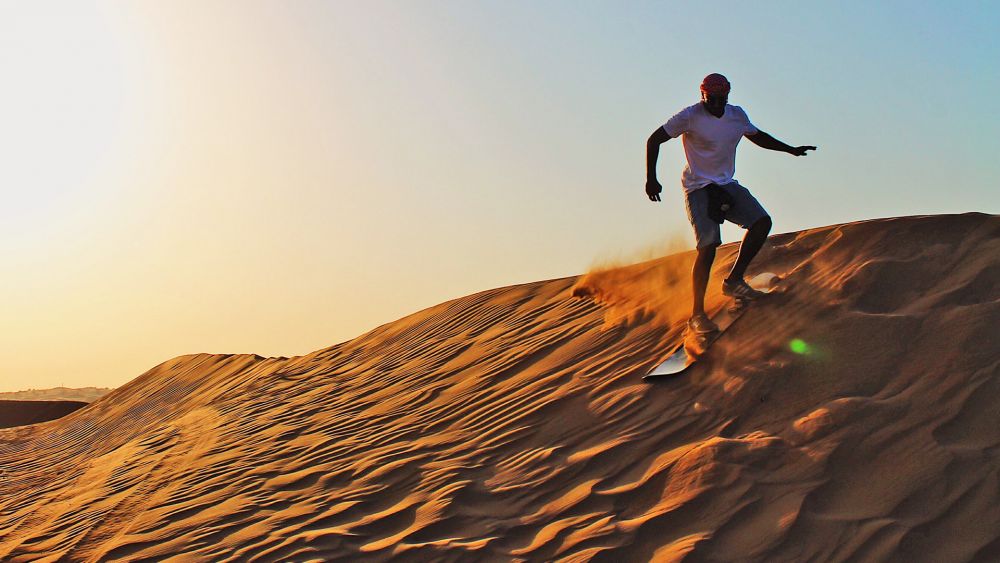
2, 1, 998, 392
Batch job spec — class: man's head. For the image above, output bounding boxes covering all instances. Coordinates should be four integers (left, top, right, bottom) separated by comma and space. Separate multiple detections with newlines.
700, 73, 730, 115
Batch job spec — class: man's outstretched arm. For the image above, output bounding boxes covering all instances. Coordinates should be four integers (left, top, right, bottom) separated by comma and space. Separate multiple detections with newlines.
746, 130, 816, 156
646, 127, 671, 201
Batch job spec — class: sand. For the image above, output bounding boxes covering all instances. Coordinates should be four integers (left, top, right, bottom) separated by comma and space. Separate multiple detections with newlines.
0, 213, 997, 562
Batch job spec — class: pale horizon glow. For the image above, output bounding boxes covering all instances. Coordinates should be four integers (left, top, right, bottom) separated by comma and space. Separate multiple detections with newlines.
1, 1, 998, 392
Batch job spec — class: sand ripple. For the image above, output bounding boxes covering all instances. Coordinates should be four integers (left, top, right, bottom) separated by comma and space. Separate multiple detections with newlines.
1, 213, 998, 561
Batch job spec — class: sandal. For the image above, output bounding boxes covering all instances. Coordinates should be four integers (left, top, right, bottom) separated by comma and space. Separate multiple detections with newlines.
722, 277, 765, 300
688, 313, 719, 334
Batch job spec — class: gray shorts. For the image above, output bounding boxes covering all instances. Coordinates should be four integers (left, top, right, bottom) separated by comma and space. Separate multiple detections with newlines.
685, 181, 769, 249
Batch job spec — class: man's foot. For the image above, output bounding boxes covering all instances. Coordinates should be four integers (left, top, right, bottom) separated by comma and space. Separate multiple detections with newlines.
722, 277, 765, 300
688, 313, 719, 334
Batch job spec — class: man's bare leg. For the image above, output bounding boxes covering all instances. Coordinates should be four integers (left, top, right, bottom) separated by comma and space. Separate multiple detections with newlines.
727, 216, 772, 282
692, 244, 718, 317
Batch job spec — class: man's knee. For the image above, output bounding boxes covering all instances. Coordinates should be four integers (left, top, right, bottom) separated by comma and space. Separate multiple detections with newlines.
696, 243, 720, 259
752, 215, 772, 233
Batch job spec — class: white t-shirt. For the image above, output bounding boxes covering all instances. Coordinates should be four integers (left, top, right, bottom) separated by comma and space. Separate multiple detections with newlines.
662, 103, 758, 193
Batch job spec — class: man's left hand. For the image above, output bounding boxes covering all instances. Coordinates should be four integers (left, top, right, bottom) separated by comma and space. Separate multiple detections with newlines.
790, 145, 817, 156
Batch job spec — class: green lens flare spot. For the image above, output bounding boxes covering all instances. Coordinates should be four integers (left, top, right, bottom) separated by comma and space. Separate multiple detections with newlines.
789, 339, 811, 355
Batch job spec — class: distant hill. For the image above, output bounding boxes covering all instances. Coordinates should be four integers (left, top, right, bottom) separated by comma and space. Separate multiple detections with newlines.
0, 387, 113, 403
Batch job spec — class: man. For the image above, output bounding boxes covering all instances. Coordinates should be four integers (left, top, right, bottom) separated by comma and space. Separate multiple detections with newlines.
646, 73, 816, 334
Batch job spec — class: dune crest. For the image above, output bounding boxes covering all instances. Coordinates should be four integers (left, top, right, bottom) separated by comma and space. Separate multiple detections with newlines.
1, 213, 998, 561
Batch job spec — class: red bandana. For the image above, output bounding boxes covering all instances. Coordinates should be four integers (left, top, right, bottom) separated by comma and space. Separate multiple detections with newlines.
700, 73, 731, 95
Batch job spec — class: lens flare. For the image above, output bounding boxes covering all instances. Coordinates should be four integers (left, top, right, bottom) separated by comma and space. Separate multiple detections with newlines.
789, 339, 812, 355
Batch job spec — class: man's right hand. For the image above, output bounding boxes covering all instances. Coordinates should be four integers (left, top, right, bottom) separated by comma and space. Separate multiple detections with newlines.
646, 179, 662, 202
789, 145, 817, 156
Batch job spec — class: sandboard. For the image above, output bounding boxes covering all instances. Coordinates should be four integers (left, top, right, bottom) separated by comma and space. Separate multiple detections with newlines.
643, 272, 782, 381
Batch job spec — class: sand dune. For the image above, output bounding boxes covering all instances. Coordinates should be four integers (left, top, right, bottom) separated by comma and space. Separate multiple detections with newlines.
0, 213, 997, 562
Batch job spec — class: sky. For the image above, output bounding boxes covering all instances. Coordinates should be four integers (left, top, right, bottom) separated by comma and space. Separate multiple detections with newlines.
1, 1, 997, 392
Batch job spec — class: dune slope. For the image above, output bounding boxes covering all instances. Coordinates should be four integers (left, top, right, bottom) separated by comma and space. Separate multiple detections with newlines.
0, 213, 998, 562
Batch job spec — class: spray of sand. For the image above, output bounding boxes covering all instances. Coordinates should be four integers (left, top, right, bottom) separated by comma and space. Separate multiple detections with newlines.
571, 233, 695, 329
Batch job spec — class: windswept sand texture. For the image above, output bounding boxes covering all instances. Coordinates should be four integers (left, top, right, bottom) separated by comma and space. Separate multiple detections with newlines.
1, 213, 998, 562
